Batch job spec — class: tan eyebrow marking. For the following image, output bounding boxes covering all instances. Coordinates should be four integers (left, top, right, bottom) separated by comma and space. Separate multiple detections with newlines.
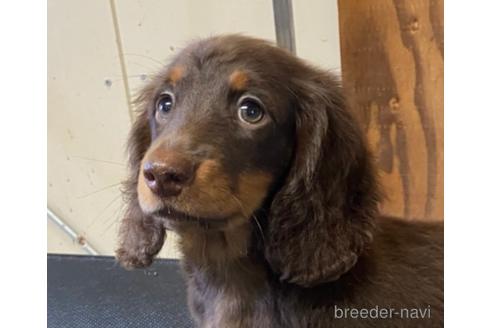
229, 69, 249, 91
167, 65, 184, 85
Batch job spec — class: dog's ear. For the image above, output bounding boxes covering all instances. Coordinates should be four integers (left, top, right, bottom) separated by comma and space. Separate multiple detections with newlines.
116, 85, 166, 269
264, 72, 380, 287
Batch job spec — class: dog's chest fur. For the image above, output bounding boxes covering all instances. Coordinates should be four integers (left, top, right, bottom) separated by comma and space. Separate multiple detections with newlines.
175, 222, 275, 328
184, 258, 273, 328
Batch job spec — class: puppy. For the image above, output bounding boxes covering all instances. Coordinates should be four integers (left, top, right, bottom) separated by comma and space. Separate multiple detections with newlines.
116, 35, 443, 328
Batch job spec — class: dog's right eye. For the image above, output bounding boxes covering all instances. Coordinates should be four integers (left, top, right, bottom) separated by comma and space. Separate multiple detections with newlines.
155, 93, 174, 119
237, 95, 265, 125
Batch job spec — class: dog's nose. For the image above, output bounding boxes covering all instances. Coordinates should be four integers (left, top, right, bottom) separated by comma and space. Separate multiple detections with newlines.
142, 154, 195, 197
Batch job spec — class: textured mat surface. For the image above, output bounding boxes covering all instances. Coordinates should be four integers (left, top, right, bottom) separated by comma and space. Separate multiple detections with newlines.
48, 254, 193, 328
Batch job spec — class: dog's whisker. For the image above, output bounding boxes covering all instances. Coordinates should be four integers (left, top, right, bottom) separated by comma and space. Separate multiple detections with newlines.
229, 196, 246, 219
87, 193, 122, 228
202, 228, 207, 263
123, 53, 165, 67
125, 60, 158, 74
251, 214, 265, 243
101, 205, 125, 235
101, 197, 125, 224
71, 155, 125, 166
101, 218, 118, 235
230, 195, 265, 242
106, 74, 150, 84
76, 182, 122, 199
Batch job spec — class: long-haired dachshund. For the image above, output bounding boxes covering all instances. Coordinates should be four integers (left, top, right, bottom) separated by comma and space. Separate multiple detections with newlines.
116, 35, 443, 328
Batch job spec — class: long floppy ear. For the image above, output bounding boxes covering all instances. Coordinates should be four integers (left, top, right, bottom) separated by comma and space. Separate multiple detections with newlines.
264, 71, 380, 287
116, 86, 166, 269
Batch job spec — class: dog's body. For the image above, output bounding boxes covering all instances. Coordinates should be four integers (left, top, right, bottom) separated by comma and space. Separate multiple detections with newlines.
181, 217, 443, 328
116, 35, 443, 327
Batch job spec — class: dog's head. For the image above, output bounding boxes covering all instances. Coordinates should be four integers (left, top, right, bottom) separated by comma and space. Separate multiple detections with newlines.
126, 35, 380, 287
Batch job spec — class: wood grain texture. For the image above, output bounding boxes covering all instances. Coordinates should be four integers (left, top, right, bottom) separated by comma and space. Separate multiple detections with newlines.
338, 0, 443, 220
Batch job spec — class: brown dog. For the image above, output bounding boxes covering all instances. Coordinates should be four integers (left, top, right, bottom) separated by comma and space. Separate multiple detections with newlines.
116, 35, 443, 328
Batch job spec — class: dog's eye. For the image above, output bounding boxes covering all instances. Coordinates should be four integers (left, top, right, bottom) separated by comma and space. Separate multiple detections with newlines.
155, 93, 174, 117
238, 97, 264, 124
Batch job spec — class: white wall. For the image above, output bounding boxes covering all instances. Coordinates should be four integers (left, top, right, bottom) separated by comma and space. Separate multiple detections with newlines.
47, 0, 340, 257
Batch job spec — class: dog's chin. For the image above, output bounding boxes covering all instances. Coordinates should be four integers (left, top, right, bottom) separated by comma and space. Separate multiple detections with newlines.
143, 204, 232, 230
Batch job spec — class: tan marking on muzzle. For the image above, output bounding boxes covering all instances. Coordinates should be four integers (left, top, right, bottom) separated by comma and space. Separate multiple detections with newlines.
137, 149, 273, 221
235, 171, 273, 218
181, 159, 237, 216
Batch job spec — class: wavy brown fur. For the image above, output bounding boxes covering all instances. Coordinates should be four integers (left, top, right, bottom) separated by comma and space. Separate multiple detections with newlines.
116, 35, 443, 328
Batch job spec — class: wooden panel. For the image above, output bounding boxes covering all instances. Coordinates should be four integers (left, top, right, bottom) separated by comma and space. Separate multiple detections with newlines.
293, 0, 341, 71
48, 0, 132, 254
338, 0, 443, 220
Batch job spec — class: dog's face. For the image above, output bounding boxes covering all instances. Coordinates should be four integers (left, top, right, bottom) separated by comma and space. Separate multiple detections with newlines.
136, 38, 296, 228
120, 35, 379, 286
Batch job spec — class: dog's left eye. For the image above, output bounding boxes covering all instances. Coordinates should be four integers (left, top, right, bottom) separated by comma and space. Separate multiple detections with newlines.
237, 96, 264, 124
